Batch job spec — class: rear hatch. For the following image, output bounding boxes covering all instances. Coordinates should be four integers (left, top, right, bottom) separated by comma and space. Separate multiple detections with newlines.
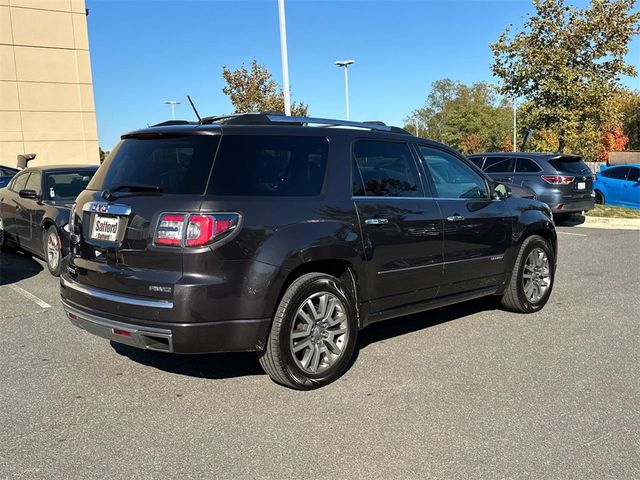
548, 155, 593, 198
70, 132, 221, 300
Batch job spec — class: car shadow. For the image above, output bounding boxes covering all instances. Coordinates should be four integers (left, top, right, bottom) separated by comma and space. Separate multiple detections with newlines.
554, 213, 586, 226
111, 296, 500, 381
0, 249, 44, 285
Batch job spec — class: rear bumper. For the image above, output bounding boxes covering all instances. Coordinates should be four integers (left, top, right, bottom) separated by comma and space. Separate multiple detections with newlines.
61, 275, 271, 354
538, 194, 595, 213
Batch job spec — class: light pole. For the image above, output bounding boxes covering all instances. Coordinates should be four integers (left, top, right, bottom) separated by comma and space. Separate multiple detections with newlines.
164, 100, 180, 120
512, 96, 517, 152
277, 0, 291, 116
335, 60, 354, 120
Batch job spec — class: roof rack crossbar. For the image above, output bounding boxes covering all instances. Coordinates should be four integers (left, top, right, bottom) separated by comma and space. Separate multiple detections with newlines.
267, 115, 393, 132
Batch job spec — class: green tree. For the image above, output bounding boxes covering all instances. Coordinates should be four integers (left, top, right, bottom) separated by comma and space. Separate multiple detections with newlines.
405, 79, 512, 151
491, 0, 639, 152
222, 59, 308, 116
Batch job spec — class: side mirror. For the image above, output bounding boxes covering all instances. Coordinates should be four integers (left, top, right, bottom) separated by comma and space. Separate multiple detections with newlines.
493, 182, 511, 200
19, 189, 40, 200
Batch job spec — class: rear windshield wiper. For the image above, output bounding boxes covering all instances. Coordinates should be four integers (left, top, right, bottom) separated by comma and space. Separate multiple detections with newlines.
102, 183, 163, 201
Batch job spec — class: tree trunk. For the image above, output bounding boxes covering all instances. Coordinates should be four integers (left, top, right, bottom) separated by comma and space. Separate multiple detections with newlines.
558, 128, 566, 153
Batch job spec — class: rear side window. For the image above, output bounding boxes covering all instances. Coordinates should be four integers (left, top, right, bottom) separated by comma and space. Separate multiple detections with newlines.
89, 136, 220, 195
352, 141, 423, 197
516, 158, 542, 173
601, 167, 630, 180
548, 156, 590, 174
483, 157, 515, 173
208, 135, 328, 196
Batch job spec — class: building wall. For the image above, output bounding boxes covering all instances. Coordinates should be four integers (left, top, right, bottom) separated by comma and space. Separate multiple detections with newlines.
0, 0, 99, 168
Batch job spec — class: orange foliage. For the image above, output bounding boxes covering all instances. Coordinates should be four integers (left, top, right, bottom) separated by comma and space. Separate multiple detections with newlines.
500, 134, 514, 152
597, 125, 629, 162
459, 133, 484, 154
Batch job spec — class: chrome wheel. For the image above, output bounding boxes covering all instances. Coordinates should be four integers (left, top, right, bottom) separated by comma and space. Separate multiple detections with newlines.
289, 291, 349, 375
47, 230, 60, 270
522, 247, 551, 303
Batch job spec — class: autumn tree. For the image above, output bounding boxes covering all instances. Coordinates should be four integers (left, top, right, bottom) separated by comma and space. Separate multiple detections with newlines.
459, 134, 485, 154
491, 0, 639, 152
597, 125, 629, 161
222, 59, 308, 116
500, 134, 514, 152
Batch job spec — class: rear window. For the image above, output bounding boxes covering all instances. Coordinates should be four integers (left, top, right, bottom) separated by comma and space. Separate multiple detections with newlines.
46, 171, 95, 200
89, 136, 220, 194
548, 156, 591, 174
208, 135, 328, 196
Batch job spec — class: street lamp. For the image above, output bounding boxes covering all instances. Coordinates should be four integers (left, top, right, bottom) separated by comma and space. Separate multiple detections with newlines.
335, 59, 355, 120
512, 97, 517, 152
163, 100, 180, 120
277, 0, 291, 116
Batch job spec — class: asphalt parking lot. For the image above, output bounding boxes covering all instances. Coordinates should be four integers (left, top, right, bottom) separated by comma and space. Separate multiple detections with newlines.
1, 226, 638, 479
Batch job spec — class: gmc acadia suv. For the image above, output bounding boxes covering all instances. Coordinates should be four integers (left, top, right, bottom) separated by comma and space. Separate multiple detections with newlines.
60, 114, 557, 390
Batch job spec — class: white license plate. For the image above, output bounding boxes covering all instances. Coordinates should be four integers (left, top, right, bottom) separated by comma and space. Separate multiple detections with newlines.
91, 215, 120, 242
577, 182, 586, 190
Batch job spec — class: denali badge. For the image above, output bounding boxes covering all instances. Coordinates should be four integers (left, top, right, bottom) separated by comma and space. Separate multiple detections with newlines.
149, 285, 172, 294
490, 255, 504, 261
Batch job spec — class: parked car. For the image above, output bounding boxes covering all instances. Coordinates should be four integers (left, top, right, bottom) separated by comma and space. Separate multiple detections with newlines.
60, 114, 557, 390
593, 164, 640, 209
0, 165, 98, 275
0, 165, 19, 188
467, 152, 595, 218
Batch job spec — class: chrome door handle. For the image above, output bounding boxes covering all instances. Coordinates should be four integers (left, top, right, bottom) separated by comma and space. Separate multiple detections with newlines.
446, 215, 465, 222
365, 218, 389, 225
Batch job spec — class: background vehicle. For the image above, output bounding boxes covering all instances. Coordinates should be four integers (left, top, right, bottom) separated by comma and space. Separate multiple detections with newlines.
0, 165, 98, 275
0, 165, 19, 189
60, 114, 557, 390
468, 152, 594, 218
593, 163, 640, 209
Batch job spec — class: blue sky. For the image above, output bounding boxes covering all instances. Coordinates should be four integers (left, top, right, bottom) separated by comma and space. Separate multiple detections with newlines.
87, 0, 640, 150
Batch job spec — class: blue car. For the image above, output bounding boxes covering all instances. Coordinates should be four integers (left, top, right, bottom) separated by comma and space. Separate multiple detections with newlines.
0, 165, 19, 189
593, 164, 640, 209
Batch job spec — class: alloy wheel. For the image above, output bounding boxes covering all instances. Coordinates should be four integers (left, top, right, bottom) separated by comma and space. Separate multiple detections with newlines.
522, 247, 551, 303
289, 291, 349, 375
47, 230, 60, 270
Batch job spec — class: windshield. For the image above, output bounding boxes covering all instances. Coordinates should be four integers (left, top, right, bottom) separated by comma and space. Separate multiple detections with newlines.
549, 156, 591, 174
46, 171, 96, 201
89, 136, 220, 195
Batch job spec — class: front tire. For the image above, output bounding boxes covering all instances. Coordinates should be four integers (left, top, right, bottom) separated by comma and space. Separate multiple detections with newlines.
44, 226, 62, 276
0, 216, 6, 252
501, 235, 554, 313
259, 272, 358, 390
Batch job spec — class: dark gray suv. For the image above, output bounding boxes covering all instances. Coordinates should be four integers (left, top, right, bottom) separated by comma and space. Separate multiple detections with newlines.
60, 115, 557, 389
468, 152, 595, 217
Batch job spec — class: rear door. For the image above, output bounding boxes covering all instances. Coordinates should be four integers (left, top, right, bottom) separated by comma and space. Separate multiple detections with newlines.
72, 134, 220, 298
514, 157, 543, 190
352, 139, 443, 314
416, 146, 513, 297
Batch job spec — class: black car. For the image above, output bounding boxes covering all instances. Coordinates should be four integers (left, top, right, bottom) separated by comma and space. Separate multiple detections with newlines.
467, 152, 595, 218
60, 114, 557, 389
0, 165, 98, 275
0, 165, 19, 189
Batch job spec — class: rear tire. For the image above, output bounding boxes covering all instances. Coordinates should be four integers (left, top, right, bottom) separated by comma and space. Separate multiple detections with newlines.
44, 226, 62, 276
594, 190, 604, 205
259, 272, 358, 390
0, 216, 8, 252
501, 235, 554, 313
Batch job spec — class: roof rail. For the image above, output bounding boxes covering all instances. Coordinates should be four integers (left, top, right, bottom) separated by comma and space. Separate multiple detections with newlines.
152, 120, 198, 127
267, 115, 395, 132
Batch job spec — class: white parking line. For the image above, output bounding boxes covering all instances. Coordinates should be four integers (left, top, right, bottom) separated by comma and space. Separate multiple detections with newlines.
8, 284, 51, 309
558, 231, 588, 237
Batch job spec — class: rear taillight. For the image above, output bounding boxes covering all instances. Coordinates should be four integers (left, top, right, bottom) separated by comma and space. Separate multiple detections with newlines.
541, 175, 574, 185
154, 213, 238, 247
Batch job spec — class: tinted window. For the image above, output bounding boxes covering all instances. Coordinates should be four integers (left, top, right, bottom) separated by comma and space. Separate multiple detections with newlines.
468, 156, 484, 168
208, 135, 328, 196
25, 172, 41, 194
352, 157, 365, 196
516, 158, 542, 173
11, 172, 29, 192
548, 156, 590, 174
601, 167, 630, 180
417, 146, 488, 199
353, 141, 423, 197
89, 136, 220, 195
46, 171, 96, 201
626, 167, 640, 182
483, 157, 515, 173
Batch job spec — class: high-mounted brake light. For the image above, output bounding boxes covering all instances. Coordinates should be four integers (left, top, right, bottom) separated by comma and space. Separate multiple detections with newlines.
154, 213, 238, 247
541, 175, 574, 185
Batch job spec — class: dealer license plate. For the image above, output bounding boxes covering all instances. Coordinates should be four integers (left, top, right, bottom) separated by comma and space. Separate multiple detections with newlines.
91, 215, 120, 242
577, 182, 586, 190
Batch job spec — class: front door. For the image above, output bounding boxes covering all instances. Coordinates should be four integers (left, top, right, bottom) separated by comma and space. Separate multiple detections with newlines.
352, 140, 443, 315
16, 171, 43, 251
622, 166, 640, 207
1, 171, 30, 243
415, 145, 513, 297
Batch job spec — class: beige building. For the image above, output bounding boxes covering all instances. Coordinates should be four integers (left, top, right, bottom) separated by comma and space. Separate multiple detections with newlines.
0, 0, 99, 168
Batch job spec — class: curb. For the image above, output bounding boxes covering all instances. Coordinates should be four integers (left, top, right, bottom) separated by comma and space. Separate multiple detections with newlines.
577, 216, 640, 230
